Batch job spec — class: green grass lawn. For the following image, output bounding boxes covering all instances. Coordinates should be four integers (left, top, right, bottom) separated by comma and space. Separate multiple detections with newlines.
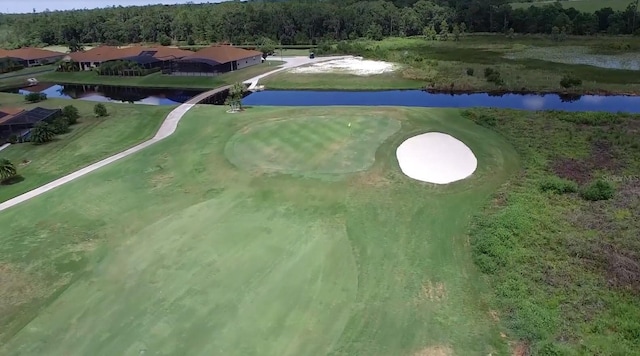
0, 93, 172, 202
0, 65, 56, 90
40, 61, 286, 89
0, 65, 55, 80
510, 0, 634, 12
314, 36, 640, 94
0, 105, 520, 355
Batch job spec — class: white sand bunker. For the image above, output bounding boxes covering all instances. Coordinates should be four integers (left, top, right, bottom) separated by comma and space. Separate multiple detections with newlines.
396, 132, 478, 184
290, 57, 396, 76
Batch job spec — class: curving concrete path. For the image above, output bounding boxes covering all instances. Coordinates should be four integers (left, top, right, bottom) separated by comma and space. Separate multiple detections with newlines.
0, 56, 350, 212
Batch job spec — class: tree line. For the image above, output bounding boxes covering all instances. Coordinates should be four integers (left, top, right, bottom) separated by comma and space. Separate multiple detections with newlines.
0, 0, 638, 48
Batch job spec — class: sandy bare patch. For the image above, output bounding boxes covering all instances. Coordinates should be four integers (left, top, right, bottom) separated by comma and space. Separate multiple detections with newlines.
396, 132, 478, 184
489, 309, 500, 322
414, 345, 454, 356
351, 170, 392, 188
290, 57, 397, 76
149, 172, 175, 190
422, 280, 447, 301
512, 341, 530, 356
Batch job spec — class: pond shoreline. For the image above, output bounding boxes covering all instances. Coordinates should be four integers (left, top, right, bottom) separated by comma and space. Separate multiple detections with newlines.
423, 87, 640, 97
6, 81, 639, 98
242, 90, 640, 113
260, 86, 640, 97
5, 82, 640, 109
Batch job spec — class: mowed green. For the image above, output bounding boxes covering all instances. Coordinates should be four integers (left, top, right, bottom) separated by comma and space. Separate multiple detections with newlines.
225, 114, 401, 178
0, 93, 172, 202
0, 106, 519, 355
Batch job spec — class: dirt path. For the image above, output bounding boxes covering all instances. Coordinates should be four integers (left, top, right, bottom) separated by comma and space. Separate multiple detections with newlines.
0, 56, 350, 213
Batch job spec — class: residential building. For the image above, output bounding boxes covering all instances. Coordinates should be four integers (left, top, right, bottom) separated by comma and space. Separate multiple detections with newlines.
0, 107, 62, 143
64, 45, 195, 71
0, 48, 65, 67
169, 45, 263, 76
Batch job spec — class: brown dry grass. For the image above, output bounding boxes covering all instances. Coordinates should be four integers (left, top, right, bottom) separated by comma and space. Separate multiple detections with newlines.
421, 280, 447, 301
0, 264, 45, 312
349, 167, 392, 188
489, 310, 500, 322
413, 345, 453, 356
511, 341, 530, 356
149, 172, 175, 190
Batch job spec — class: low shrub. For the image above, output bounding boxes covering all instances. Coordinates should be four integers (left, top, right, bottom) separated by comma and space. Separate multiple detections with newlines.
539, 177, 578, 194
336, 41, 352, 54
580, 179, 615, 201
560, 74, 582, 88
94, 103, 108, 117
534, 341, 565, 356
466, 67, 474, 76
475, 113, 497, 127
484, 67, 495, 78
51, 117, 70, 134
62, 105, 80, 124
24, 92, 47, 103
315, 41, 332, 55
484, 67, 503, 85
159, 35, 172, 46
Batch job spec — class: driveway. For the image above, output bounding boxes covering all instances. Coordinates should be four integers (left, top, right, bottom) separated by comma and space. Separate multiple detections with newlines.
244, 55, 349, 89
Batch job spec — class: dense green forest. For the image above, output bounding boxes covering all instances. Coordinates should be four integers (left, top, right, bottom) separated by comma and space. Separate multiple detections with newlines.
0, 0, 638, 48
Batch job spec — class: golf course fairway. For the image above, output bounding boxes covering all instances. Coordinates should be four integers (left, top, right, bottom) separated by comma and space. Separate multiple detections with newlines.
0, 106, 519, 355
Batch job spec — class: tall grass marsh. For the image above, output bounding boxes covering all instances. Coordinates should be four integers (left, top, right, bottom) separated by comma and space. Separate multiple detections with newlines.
323, 36, 640, 94
464, 108, 640, 355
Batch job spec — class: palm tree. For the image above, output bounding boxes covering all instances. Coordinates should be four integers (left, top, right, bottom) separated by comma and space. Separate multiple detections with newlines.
228, 82, 246, 112
30, 122, 56, 144
0, 158, 17, 183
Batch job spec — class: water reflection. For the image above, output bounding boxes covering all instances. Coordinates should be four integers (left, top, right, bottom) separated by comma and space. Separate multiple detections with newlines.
242, 90, 640, 113
14, 83, 203, 106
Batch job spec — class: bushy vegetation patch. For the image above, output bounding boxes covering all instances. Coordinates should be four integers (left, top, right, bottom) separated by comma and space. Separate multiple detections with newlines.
580, 179, 615, 201
51, 117, 70, 135
464, 108, 640, 354
94, 103, 108, 117
24, 92, 47, 103
539, 176, 578, 194
560, 74, 583, 88
62, 105, 80, 125
483, 67, 504, 85
98, 60, 160, 76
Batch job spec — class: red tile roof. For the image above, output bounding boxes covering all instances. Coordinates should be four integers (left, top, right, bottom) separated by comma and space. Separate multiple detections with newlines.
0, 107, 25, 116
0, 48, 64, 61
0, 108, 26, 125
67, 46, 194, 63
182, 45, 262, 64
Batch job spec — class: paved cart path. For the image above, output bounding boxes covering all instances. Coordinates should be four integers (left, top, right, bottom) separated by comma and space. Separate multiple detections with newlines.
0, 56, 349, 212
